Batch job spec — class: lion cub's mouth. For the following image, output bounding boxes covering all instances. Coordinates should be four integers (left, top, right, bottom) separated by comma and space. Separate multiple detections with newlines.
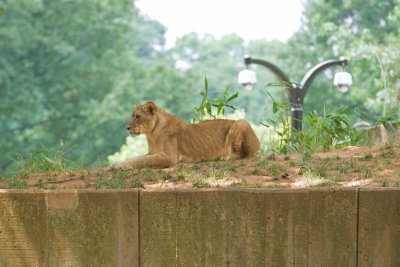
130, 131, 141, 137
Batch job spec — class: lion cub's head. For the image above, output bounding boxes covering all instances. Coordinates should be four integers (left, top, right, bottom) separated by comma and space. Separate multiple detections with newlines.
126, 101, 158, 137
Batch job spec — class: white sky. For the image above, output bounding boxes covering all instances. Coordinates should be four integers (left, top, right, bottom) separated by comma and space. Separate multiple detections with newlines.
136, 0, 304, 47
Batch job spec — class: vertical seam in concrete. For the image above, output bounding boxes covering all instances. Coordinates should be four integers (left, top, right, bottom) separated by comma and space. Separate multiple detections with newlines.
263, 192, 267, 266
307, 190, 310, 267
356, 188, 360, 267
138, 190, 141, 267
45, 192, 49, 266
175, 191, 178, 267
36, 193, 40, 266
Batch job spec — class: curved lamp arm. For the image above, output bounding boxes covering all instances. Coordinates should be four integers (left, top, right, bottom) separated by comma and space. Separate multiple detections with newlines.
245, 56, 291, 84
300, 58, 348, 98
244, 56, 295, 101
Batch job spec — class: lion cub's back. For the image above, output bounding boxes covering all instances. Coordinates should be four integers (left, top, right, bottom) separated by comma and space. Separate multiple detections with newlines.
177, 119, 235, 162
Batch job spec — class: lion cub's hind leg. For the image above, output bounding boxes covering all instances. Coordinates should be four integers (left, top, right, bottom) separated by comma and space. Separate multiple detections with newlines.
222, 120, 260, 160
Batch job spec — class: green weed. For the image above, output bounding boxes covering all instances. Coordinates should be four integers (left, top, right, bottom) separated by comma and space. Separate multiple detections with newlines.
8, 175, 28, 189
381, 181, 389, 187
255, 183, 262, 188
363, 153, 373, 161
314, 165, 328, 177
35, 179, 47, 189
132, 178, 143, 188
192, 178, 210, 188
13, 140, 74, 174
252, 167, 260, 175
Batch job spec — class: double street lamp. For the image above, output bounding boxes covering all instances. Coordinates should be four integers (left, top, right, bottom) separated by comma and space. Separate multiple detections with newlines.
238, 56, 352, 131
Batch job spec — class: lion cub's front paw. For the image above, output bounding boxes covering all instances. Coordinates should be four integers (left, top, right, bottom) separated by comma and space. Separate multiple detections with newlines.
107, 163, 122, 171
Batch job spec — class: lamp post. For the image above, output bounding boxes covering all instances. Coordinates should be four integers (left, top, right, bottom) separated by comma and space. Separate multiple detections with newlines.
238, 56, 352, 131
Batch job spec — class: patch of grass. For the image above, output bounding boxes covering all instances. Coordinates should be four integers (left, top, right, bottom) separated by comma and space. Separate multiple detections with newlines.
255, 183, 262, 188
298, 170, 336, 187
266, 153, 277, 160
314, 165, 328, 177
186, 171, 210, 188
132, 178, 143, 188
192, 178, 210, 188
8, 175, 28, 189
162, 173, 173, 181
332, 159, 356, 174
363, 153, 373, 161
35, 179, 47, 190
381, 181, 389, 187
380, 147, 396, 159
354, 164, 374, 179
210, 162, 221, 170
269, 163, 282, 176
355, 164, 374, 179
384, 158, 392, 165
94, 174, 127, 189
302, 151, 312, 162
138, 169, 160, 182
191, 164, 202, 171
252, 167, 261, 175
257, 160, 268, 167
375, 162, 384, 171
12, 141, 78, 175
207, 168, 229, 180
240, 177, 248, 186
288, 161, 296, 167
321, 157, 336, 164
175, 174, 185, 181
228, 164, 237, 172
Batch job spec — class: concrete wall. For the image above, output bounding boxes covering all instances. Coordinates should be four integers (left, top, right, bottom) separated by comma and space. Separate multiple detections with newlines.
0, 188, 399, 267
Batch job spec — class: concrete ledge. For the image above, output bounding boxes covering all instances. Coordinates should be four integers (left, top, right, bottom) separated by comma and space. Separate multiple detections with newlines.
0, 190, 139, 267
0, 188, 399, 266
140, 189, 358, 266
358, 188, 400, 267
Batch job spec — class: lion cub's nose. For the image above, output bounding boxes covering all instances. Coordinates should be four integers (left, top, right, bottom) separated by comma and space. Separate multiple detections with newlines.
126, 125, 131, 130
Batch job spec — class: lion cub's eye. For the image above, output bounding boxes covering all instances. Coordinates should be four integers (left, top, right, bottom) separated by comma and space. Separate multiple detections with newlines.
135, 115, 141, 121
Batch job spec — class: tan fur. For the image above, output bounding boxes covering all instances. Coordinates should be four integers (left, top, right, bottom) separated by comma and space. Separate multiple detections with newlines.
110, 101, 260, 170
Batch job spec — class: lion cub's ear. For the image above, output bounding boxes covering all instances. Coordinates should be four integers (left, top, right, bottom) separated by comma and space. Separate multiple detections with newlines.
134, 103, 141, 110
144, 101, 158, 115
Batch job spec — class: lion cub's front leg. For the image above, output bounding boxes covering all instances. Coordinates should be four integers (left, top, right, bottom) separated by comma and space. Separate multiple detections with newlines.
109, 153, 176, 170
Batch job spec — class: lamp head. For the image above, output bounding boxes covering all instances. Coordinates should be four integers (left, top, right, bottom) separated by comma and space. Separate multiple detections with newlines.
238, 69, 257, 91
334, 71, 352, 93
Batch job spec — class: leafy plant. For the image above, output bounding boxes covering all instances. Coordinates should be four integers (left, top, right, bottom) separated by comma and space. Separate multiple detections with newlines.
13, 140, 72, 174
193, 77, 239, 122
261, 85, 292, 154
8, 175, 28, 189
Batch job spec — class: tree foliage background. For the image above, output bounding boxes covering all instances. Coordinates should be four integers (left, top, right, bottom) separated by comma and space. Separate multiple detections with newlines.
0, 0, 399, 176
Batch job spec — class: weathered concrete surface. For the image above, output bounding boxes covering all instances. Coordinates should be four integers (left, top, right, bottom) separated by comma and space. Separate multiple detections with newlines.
0, 192, 47, 267
1, 188, 399, 267
0, 190, 139, 267
140, 189, 358, 267
358, 188, 400, 267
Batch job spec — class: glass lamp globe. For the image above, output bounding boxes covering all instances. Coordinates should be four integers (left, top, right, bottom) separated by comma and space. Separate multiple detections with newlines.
238, 69, 257, 91
334, 71, 352, 93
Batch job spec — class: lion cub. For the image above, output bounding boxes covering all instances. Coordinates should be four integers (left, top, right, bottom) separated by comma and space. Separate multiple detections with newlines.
110, 101, 260, 170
